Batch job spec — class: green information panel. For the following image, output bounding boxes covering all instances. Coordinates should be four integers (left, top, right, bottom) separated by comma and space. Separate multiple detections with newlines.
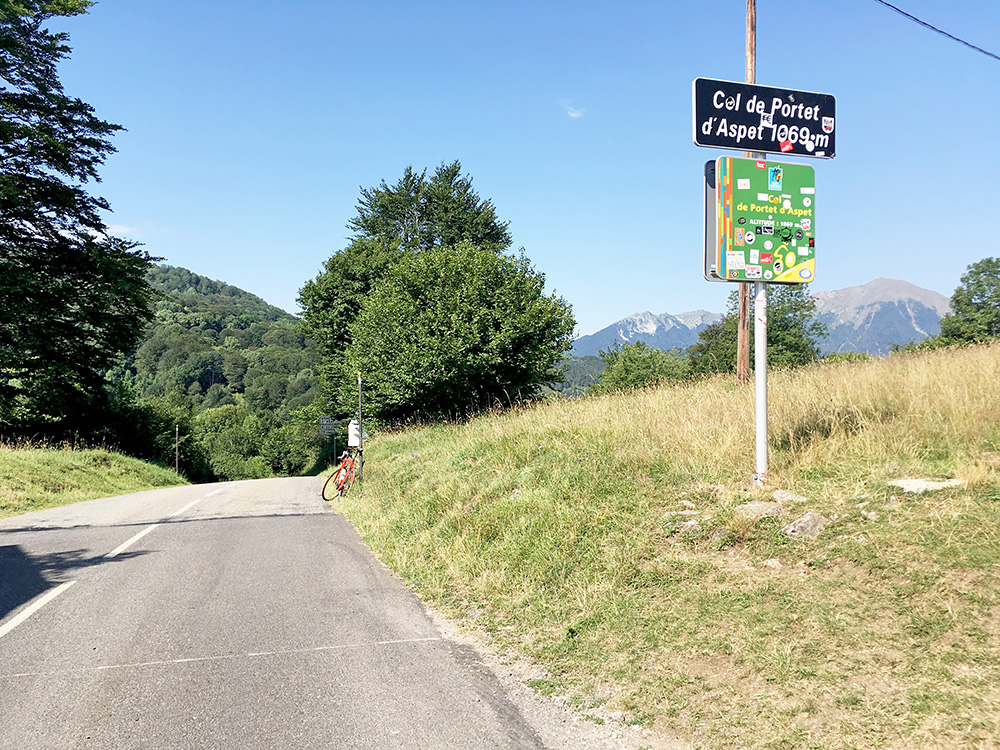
715, 157, 815, 283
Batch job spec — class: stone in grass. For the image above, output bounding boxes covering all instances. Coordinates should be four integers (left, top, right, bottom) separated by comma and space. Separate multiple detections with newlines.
781, 511, 830, 540
772, 489, 808, 504
734, 501, 782, 522
888, 478, 962, 494
678, 519, 701, 535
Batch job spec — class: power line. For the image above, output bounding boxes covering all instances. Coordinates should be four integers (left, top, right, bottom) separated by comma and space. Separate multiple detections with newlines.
873, 0, 1000, 62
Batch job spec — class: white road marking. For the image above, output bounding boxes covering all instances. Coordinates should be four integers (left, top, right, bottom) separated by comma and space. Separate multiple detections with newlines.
107, 485, 230, 559
105, 524, 159, 559
1, 637, 442, 678
169, 498, 204, 517
0, 581, 77, 641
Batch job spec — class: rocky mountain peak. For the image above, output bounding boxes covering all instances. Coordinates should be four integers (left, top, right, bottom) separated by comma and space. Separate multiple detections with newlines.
573, 278, 952, 358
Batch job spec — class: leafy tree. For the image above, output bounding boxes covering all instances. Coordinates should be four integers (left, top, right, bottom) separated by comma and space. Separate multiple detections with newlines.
938, 258, 1000, 343
688, 313, 739, 376
342, 242, 575, 423
0, 0, 114, 240
589, 341, 689, 394
766, 284, 827, 367
348, 161, 511, 253
0, 2, 155, 432
298, 238, 406, 386
299, 161, 519, 415
194, 404, 274, 481
689, 285, 826, 375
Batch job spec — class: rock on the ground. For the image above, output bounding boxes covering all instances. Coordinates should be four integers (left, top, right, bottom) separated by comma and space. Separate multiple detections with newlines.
888, 478, 962, 494
734, 501, 782, 521
772, 489, 808, 503
781, 511, 830, 539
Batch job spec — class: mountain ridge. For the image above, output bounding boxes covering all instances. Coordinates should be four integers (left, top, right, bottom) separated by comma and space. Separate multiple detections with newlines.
572, 310, 723, 357
573, 278, 951, 357
147, 264, 295, 323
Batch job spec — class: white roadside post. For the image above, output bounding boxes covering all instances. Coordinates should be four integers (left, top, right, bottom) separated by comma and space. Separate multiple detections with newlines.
754, 280, 768, 485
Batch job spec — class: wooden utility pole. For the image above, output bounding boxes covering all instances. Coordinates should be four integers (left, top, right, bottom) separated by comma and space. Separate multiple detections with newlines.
736, 0, 757, 384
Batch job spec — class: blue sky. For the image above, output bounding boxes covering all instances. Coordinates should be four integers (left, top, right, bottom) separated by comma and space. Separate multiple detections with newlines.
52, 0, 1000, 336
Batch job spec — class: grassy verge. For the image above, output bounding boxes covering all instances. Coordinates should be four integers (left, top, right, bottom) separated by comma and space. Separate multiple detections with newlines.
342, 343, 1000, 749
0, 444, 187, 518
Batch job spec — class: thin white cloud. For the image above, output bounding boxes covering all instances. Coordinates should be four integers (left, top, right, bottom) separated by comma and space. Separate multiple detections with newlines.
561, 101, 585, 119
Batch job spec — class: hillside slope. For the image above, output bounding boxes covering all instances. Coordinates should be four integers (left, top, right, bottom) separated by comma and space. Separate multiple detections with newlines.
0, 445, 186, 518
147, 265, 294, 323
108, 264, 328, 481
345, 343, 1000, 750
121, 264, 321, 415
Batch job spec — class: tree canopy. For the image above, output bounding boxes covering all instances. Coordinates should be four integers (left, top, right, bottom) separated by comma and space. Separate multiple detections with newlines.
298, 161, 513, 366
342, 242, 573, 422
938, 258, 1000, 343
105, 265, 327, 480
0, 2, 156, 434
300, 162, 574, 423
348, 161, 512, 253
589, 341, 689, 394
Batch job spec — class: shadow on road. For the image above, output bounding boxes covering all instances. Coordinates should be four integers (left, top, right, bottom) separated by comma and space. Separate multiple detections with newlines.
0, 545, 145, 621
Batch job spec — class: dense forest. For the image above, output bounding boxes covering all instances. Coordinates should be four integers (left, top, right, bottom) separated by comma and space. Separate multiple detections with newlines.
106, 265, 333, 481
124, 266, 320, 415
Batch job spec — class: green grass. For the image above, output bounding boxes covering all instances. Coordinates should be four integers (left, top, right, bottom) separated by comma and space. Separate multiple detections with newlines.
0, 444, 187, 518
341, 342, 1000, 749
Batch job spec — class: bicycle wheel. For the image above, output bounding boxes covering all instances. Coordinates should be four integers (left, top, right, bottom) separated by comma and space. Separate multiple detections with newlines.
322, 466, 345, 502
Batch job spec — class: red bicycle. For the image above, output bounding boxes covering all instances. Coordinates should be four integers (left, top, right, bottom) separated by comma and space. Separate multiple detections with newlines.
322, 450, 361, 501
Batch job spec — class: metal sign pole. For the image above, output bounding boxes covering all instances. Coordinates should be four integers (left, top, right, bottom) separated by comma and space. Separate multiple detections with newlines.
357, 372, 363, 452
357, 372, 364, 481
746, 0, 768, 485
753, 281, 768, 485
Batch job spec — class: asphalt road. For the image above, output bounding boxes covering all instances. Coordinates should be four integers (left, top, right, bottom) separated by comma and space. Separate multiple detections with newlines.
0, 477, 638, 750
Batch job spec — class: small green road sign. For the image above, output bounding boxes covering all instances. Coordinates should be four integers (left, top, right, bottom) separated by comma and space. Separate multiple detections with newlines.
714, 156, 815, 284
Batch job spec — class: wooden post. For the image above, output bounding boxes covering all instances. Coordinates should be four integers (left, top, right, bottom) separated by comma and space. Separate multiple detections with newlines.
737, 0, 757, 385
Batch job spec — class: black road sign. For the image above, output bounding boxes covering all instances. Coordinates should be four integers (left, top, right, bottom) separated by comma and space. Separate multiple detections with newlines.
693, 77, 836, 159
